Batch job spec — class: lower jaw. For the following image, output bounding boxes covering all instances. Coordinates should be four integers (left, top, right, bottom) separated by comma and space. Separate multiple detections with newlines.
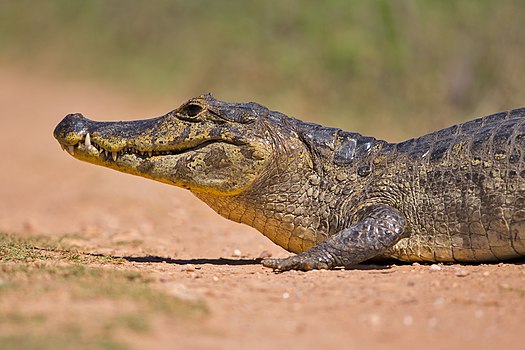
69, 149, 148, 173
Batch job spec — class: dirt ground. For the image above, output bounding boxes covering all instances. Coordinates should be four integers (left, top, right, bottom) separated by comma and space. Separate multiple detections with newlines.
1, 66, 524, 350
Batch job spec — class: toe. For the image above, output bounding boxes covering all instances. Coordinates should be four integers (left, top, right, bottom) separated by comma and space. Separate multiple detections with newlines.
262, 257, 297, 271
261, 258, 279, 269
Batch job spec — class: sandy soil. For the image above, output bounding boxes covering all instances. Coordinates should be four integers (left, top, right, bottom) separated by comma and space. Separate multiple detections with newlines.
1, 66, 524, 350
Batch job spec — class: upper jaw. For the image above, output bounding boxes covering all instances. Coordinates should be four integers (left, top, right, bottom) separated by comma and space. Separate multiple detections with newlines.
60, 131, 172, 162
54, 113, 176, 163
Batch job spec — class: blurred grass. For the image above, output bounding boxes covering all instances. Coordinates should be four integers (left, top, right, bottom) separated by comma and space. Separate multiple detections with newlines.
1, 0, 524, 139
0, 233, 206, 350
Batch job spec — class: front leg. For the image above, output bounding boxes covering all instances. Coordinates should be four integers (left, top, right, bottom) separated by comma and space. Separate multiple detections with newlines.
262, 205, 406, 271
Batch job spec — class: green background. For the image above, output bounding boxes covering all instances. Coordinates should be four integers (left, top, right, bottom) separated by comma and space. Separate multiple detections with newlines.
1, 0, 524, 139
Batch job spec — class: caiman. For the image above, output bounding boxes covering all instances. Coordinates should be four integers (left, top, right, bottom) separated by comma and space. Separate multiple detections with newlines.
53, 94, 525, 271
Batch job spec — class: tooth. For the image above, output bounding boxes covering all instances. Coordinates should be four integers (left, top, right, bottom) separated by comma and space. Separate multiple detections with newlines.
105, 150, 109, 157
85, 133, 91, 147
61, 144, 65, 151
68, 146, 75, 155
148, 151, 152, 157
112, 152, 117, 161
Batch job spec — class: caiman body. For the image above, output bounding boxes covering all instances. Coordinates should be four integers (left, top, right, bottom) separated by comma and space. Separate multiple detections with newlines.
54, 94, 525, 271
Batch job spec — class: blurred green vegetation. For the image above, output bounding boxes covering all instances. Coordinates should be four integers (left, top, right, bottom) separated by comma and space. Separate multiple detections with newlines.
1, 0, 524, 139
0, 233, 206, 350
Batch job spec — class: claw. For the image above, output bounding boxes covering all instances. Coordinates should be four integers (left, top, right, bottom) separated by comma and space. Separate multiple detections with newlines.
262, 256, 307, 271
262, 255, 331, 272
261, 258, 282, 270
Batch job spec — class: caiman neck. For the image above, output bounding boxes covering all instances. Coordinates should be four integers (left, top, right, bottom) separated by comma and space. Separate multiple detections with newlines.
192, 143, 320, 254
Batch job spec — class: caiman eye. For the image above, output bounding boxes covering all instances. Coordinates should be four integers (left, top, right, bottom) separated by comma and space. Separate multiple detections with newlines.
176, 103, 205, 121
183, 104, 203, 118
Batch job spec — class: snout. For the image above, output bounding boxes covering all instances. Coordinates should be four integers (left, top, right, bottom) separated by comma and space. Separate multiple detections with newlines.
53, 113, 90, 145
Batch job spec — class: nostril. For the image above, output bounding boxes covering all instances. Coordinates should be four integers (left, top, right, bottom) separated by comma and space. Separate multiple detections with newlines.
63, 113, 86, 124
53, 113, 88, 142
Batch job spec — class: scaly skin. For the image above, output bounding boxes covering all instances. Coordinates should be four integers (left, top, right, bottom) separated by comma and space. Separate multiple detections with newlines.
54, 94, 525, 271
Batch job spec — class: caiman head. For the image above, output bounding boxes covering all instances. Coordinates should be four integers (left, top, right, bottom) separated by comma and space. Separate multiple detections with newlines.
53, 94, 296, 197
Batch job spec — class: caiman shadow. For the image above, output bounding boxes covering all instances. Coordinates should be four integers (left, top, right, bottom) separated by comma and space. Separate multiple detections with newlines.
116, 255, 263, 266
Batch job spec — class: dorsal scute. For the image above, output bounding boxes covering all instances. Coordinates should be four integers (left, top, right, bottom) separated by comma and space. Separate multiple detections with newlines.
294, 120, 384, 171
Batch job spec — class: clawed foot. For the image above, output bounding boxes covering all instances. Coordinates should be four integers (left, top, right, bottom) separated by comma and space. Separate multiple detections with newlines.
262, 255, 331, 272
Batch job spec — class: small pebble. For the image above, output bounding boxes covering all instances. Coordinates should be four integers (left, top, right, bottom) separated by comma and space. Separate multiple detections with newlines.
232, 249, 242, 257
434, 297, 445, 306
369, 314, 381, 327
499, 283, 510, 290
22, 220, 37, 233
166, 283, 198, 301
159, 275, 170, 283
412, 262, 420, 266
258, 250, 272, 259
455, 268, 469, 277
427, 317, 438, 328
429, 264, 442, 271
282, 292, 290, 299
181, 264, 196, 272
482, 271, 490, 277
212, 276, 219, 282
